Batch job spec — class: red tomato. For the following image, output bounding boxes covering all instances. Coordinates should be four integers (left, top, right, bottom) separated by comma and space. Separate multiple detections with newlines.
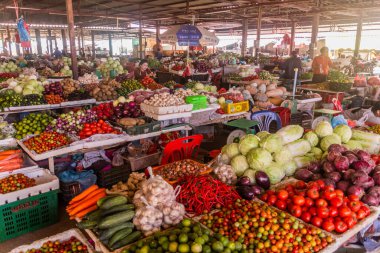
315, 198, 328, 207
307, 181, 320, 190
309, 207, 317, 216
267, 190, 275, 196
295, 181, 307, 189
325, 217, 334, 224
306, 188, 319, 199
292, 195, 305, 206
290, 205, 302, 218
344, 216, 357, 229
338, 206, 352, 218
348, 195, 360, 202
322, 188, 337, 200
334, 189, 344, 198
360, 205, 371, 217
330, 196, 344, 207
356, 209, 366, 219
260, 193, 269, 202
317, 206, 330, 218
304, 198, 314, 207
268, 195, 277, 205
315, 179, 325, 190
275, 199, 287, 210
348, 200, 362, 213
311, 216, 323, 227
329, 206, 338, 217
322, 221, 335, 232
301, 212, 311, 223
277, 190, 289, 200
334, 221, 348, 233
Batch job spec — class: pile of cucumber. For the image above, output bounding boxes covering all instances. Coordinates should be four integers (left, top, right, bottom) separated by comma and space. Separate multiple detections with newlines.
78, 195, 142, 250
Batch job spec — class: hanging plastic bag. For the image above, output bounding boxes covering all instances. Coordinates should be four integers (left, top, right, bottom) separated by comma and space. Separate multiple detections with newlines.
58, 169, 97, 191
357, 219, 380, 252
112, 147, 127, 167
133, 196, 163, 236
331, 115, 348, 128
157, 186, 186, 228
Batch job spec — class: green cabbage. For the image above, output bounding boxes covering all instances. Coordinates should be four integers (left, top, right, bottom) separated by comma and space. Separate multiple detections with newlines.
256, 131, 270, 141
282, 160, 297, 176
246, 148, 273, 171
310, 147, 323, 160
243, 169, 257, 184
303, 131, 319, 147
264, 163, 285, 184
315, 121, 333, 138
219, 153, 230, 164
343, 140, 363, 150
273, 148, 292, 164
351, 129, 380, 144
320, 134, 341, 151
238, 134, 259, 155
230, 155, 249, 176
333, 124, 352, 144
259, 134, 283, 153
353, 140, 380, 154
222, 143, 240, 158
294, 156, 314, 169
285, 139, 311, 157
276, 125, 304, 144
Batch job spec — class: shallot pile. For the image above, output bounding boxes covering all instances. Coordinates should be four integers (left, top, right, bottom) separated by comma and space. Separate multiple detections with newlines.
143, 93, 185, 107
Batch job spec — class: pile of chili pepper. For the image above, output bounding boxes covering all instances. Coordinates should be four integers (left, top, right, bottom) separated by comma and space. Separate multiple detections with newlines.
176, 175, 241, 215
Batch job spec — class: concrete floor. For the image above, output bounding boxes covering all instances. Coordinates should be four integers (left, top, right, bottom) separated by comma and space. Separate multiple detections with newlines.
0, 198, 76, 253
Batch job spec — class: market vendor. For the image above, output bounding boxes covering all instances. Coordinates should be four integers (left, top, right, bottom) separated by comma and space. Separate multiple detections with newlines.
311, 47, 333, 83
368, 102, 380, 125
134, 59, 155, 81
281, 51, 302, 80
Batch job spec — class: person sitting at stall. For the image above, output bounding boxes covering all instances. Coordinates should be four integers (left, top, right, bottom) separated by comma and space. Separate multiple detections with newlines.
281, 50, 303, 80
53, 47, 62, 59
311, 47, 333, 83
153, 40, 163, 60
134, 59, 155, 81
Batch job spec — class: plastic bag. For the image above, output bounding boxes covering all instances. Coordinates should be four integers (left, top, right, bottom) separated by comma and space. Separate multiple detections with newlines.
80, 150, 111, 169
133, 196, 163, 236
112, 147, 127, 167
58, 169, 97, 191
357, 219, 380, 252
331, 115, 348, 128
157, 186, 185, 228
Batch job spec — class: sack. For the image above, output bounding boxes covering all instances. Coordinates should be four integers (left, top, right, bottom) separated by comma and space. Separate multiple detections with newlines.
112, 147, 127, 167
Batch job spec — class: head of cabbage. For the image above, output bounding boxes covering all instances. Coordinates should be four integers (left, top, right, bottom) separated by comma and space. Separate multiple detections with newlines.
276, 125, 304, 144
238, 134, 259, 155
303, 131, 319, 147
259, 134, 283, 153
310, 147, 323, 160
243, 169, 257, 184
273, 147, 292, 164
315, 121, 333, 138
343, 140, 363, 150
256, 131, 270, 141
230, 155, 249, 176
264, 163, 285, 184
222, 143, 240, 158
246, 148, 273, 171
320, 134, 342, 151
282, 161, 297, 176
333, 124, 352, 144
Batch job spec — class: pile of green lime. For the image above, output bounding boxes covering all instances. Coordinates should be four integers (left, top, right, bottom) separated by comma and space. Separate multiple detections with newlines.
14, 113, 54, 139
122, 218, 246, 253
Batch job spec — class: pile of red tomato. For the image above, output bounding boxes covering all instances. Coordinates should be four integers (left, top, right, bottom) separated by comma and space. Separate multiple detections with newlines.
78, 120, 121, 139
261, 180, 371, 234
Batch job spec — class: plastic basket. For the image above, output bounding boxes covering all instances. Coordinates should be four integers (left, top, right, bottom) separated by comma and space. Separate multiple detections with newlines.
222, 100, 249, 114
114, 117, 161, 136
185, 95, 208, 111
60, 180, 82, 202
122, 152, 161, 172
0, 190, 58, 242
97, 165, 131, 189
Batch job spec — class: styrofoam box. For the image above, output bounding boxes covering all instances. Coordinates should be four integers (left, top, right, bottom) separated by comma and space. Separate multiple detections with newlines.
0, 137, 17, 147
9, 228, 94, 253
0, 167, 59, 205
141, 103, 193, 115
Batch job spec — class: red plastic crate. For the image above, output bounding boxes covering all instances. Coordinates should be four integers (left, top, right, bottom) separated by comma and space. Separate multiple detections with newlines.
271, 107, 291, 126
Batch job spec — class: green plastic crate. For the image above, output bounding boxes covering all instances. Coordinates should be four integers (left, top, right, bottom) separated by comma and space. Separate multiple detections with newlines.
185, 95, 208, 111
0, 190, 58, 242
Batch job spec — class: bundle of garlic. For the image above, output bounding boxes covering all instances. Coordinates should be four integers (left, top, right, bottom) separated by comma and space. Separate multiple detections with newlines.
133, 198, 163, 236
141, 173, 176, 206
158, 201, 186, 228
132, 190, 145, 209
143, 93, 185, 107
78, 73, 99, 84
213, 164, 237, 185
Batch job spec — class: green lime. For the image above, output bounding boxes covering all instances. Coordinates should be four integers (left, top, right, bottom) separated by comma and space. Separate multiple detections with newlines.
195, 237, 205, 245
191, 243, 203, 253
182, 227, 191, 233
227, 242, 236, 251
222, 249, 231, 253
139, 245, 150, 253
234, 242, 242, 251
182, 218, 192, 227
202, 245, 211, 253
178, 244, 190, 253
220, 237, 229, 247
169, 234, 177, 242
150, 240, 158, 249
162, 241, 169, 250
158, 236, 168, 245
168, 242, 178, 252
188, 233, 197, 240
212, 241, 224, 252
201, 234, 209, 243
178, 234, 188, 243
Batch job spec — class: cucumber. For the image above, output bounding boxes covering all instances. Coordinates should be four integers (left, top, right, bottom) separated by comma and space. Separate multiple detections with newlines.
111, 231, 142, 250
85, 209, 102, 221
77, 219, 98, 229
98, 210, 135, 229
102, 204, 135, 216
99, 222, 134, 241
100, 196, 128, 210
108, 228, 133, 247
97, 196, 114, 207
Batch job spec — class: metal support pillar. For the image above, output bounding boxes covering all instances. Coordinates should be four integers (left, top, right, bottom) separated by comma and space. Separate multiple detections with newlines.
354, 16, 363, 58
7, 27, 12, 56
61, 29, 67, 51
156, 20, 160, 44
65, 0, 78, 79
290, 21, 296, 54
91, 30, 96, 59
241, 18, 248, 57
35, 29, 42, 55
255, 6, 262, 58
139, 8, 143, 59
47, 29, 53, 54
108, 33, 113, 57
310, 13, 320, 59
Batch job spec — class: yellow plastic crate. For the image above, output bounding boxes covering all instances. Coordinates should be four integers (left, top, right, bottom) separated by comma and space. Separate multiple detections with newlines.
222, 100, 249, 114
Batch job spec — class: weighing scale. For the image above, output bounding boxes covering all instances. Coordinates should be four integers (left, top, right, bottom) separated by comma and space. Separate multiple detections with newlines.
224, 118, 259, 144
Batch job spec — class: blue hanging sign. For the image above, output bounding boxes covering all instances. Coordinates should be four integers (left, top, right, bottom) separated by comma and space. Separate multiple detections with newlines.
176, 25, 202, 46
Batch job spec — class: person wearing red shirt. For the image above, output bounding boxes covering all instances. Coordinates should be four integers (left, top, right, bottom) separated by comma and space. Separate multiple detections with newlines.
312, 47, 333, 83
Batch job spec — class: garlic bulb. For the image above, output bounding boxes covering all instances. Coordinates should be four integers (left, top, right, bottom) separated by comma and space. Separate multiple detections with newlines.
132, 190, 145, 208
141, 175, 176, 206
143, 92, 185, 107
133, 205, 163, 236
158, 202, 186, 228
213, 164, 237, 185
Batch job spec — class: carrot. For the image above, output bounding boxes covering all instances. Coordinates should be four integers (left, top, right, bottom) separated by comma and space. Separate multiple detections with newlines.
69, 185, 99, 204
68, 191, 106, 216
0, 150, 21, 156
0, 159, 23, 171
66, 188, 105, 212
74, 205, 98, 219
0, 154, 22, 161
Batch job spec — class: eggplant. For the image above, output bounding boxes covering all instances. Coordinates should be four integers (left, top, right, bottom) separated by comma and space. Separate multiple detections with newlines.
237, 176, 252, 186
237, 186, 255, 200
251, 185, 264, 196
255, 171, 270, 190
294, 168, 313, 182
